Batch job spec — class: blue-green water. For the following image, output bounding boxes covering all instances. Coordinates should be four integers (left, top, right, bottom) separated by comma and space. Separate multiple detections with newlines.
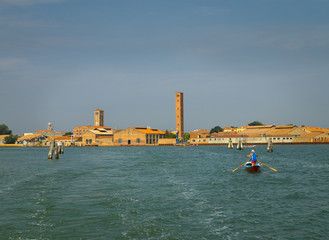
0, 145, 328, 239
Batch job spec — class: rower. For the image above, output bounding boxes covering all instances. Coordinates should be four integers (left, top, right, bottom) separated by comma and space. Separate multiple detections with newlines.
247, 149, 258, 166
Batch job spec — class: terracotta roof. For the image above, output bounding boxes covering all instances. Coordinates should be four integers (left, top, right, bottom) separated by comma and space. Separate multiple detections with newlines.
274, 125, 297, 129
297, 133, 323, 138
74, 126, 111, 130
302, 126, 327, 133
266, 125, 298, 136
49, 136, 79, 140
211, 133, 238, 138
18, 134, 41, 141
135, 127, 165, 134
88, 129, 114, 135
237, 126, 274, 135
246, 125, 275, 129
190, 129, 209, 133
0, 135, 10, 140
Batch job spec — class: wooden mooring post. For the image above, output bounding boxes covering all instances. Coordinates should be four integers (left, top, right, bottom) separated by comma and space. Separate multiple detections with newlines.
54, 142, 59, 159
228, 139, 233, 149
237, 139, 243, 150
58, 142, 64, 154
48, 140, 55, 159
267, 139, 273, 152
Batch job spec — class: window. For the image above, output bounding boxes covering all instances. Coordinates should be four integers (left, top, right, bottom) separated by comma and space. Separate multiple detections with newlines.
136, 138, 141, 143
118, 138, 122, 143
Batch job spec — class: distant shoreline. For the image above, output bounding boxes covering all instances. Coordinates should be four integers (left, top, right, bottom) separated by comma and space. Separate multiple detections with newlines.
1, 142, 329, 148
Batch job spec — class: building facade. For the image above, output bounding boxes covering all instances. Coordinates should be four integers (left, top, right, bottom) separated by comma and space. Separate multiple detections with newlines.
113, 127, 165, 146
82, 128, 114, 146
73, 126, 111, 137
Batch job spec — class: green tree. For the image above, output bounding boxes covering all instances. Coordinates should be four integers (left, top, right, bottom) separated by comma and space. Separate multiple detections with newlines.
184, 133, 190, 141
165, 130, 176, 138
0, 124, 12, 135
210, 126, 223, 134
63, 132, 73, 136
4, 134, 18, 144
248, 121, 264, 126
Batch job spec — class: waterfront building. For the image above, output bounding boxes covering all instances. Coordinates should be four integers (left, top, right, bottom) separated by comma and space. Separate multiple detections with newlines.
34, 123, 65, 137
175, 92, 184, 140
82, 128, 114, 146
223, 127, 237, 133
113, 127, 165, 146
16, 134, 44, 146
189, 129, 210, 144
265, 125, 305, 143
189, 129, 210, 139
47, 136, 80, 147
237, 125, 275, 137
73, 125, 111, 137
236, 125, 248, 133
34, 130, 66, 137
300, 126, 328, 133
294, 132, 329, 143
208, 133, 245, 145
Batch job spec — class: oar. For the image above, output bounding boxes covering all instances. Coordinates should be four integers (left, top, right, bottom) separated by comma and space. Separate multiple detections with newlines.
232, 161, 249, 172
258, 160, 277, 172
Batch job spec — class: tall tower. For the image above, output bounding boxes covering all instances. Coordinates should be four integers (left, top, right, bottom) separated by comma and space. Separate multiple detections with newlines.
47, 122, 53, 131
175, 92, 184, 139
94, 109, 104, 127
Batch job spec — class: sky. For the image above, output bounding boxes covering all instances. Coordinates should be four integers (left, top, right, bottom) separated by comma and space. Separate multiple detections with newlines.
1, 0, 329, 134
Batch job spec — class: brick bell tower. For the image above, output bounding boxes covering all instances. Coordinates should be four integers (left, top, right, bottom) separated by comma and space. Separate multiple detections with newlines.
175, 92, 184, 140
94, 109, 104, 127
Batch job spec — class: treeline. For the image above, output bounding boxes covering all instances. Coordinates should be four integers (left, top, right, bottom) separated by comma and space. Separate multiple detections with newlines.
210, 121, 264, 134
0, 124, 18, 144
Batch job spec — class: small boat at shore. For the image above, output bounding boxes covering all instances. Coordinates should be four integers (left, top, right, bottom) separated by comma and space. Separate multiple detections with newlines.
244, 144, 256, 148
244, 162, 261, 173
186, 144, 198, 147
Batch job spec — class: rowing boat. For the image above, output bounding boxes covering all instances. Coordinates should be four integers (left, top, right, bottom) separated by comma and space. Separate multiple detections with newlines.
244, 162, 261, 173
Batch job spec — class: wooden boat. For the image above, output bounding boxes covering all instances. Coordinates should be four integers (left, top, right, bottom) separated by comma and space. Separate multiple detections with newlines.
244, 144, 256, 148
244, 162, 261, 173
186, 144, 198, 147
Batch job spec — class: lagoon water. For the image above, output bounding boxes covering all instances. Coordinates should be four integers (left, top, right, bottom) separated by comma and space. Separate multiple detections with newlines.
0, 145, 328, 239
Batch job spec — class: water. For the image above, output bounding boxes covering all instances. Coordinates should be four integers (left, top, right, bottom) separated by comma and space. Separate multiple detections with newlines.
0, 145, 328, 239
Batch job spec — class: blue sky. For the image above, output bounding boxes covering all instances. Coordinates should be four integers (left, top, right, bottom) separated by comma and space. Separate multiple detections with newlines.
1, 0, 329, 134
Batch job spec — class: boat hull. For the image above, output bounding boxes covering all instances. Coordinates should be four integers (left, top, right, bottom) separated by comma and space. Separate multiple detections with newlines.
244, 162, 261, 173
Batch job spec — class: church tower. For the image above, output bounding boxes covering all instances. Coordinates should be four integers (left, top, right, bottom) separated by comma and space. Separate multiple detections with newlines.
94, 109, 104, 127
175, 92, 184, 140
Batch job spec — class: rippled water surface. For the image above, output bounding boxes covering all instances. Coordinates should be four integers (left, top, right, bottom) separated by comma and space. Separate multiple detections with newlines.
1, 145, 328, 239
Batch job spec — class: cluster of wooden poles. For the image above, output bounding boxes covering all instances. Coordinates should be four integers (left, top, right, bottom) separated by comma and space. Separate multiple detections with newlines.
231, 139, 276, 172
48, 140, 64, 159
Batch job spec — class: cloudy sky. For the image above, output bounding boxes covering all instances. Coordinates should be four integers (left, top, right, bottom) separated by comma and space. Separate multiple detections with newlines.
1, 0, 329, 134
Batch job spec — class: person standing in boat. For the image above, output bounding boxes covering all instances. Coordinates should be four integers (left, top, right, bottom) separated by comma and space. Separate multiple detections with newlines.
247, 149, 258, 166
